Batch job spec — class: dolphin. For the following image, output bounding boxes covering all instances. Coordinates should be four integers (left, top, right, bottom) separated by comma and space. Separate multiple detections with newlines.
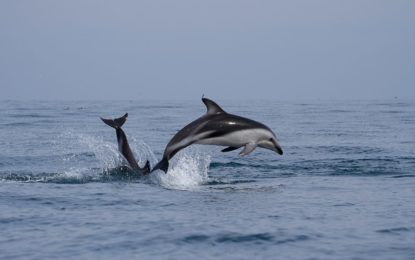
100, 113, 150, 175
151, 97, 283, 173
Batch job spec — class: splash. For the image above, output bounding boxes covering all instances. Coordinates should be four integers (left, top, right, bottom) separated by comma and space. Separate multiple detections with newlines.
150, 146, 211, 190
130, 138, 158, 167
51, 131, 129, 182
75, 133, 122, 170
1, 130, 213, 186
61, 131, 151, 171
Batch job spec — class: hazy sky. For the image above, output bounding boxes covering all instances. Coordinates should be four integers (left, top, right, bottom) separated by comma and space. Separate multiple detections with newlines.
1, 1, 414, 100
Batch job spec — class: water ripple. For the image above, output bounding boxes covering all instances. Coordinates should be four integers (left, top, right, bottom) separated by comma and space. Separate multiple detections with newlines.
181, 232, 311, 245
376, 227, 415, 234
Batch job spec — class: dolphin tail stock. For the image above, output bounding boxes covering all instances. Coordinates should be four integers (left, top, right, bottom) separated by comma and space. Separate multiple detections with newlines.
141, 160, 151, 175
100, 113, 128, 129
151, 157, 169, 173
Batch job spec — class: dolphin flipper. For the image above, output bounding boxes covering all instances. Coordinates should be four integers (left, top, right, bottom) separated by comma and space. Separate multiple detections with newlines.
239, 143, 257, 156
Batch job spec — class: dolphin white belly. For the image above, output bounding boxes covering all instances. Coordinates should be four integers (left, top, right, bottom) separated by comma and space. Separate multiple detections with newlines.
195, 128, 269, 147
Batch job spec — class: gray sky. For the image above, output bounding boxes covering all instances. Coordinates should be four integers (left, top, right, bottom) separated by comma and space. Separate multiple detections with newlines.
1, 0, 414, 100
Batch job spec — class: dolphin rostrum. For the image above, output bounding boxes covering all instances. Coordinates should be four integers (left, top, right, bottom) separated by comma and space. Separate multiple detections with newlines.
151, 97, 283, 173
100, 113, 150, 175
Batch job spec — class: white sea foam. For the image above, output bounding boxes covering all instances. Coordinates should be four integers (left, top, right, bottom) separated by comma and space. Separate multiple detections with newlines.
51, 167, 93, 183
150, 146, 211, 190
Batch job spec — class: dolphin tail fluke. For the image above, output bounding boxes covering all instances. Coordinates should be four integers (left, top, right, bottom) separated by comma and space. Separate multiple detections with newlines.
151, 158, 169, 173
100, 113, 128, 129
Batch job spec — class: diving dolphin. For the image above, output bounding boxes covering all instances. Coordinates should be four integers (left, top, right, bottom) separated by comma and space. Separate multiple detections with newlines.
151, 97, 283, 173
100, 113, 150, 175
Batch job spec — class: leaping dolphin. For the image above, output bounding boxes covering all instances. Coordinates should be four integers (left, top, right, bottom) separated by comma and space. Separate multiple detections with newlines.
100, 113, 150, 175
151, 97, 283, 173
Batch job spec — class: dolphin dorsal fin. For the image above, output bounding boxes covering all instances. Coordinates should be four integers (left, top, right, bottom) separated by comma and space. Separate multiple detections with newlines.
202, 97, 226, 115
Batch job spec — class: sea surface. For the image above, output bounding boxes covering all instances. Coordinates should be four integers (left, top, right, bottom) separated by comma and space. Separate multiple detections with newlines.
1, 99, 414, 260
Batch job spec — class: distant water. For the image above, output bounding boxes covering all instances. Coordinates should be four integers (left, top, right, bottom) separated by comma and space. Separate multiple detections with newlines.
1, 99, 415, 259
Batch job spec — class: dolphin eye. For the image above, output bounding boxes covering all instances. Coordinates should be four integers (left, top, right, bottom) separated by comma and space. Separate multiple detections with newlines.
269, 138, 273, 141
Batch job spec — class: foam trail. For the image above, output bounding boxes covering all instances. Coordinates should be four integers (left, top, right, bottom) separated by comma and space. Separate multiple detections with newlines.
45, 167, 96, 184
150, 146, 211, 190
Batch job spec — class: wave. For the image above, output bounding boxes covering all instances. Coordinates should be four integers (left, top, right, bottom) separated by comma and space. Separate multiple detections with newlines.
2, 130, 414, 187
8, 113, 57, 118
181, 232, 311, 245
271, 156, 415, 177
376, 227, 415, 234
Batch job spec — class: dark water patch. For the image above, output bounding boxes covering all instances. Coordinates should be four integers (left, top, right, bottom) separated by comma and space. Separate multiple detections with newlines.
33, 119, 58, 124
210, 161, 247, 168
0, 173, 39, 182
0, 217, 25, 224
326, 158, 407, 176
327, 109, 356, 113
101, 167, 145, 182
381, 110, 403, 114
210, 161, 281, 171
148, 105, 182, 109
9, 113, 57, 119
0, 172, 95, 184
368, 102, 411, 107
376, 227, 415, 234
182, 234, 211, 243
268, 215, 281, 219
391, 174, 415, 178
286, 156, 412, 176
181, 232, 311, 245
181, 232, 275, 244
314, 131, 351, 137
306, 145, 385, 155
274, 235, 310, 245
205, 179, 257, 185
209, 185, 281, 193
332, 202, 355, 207
124, 104, 183, 111
210, 155, 413, 177
2, 122, 32, 127
215, 232, 275, 243
0, 166, 148, 184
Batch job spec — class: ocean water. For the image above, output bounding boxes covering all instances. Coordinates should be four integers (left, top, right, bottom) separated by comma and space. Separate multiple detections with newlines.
1, 99, 414, 260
